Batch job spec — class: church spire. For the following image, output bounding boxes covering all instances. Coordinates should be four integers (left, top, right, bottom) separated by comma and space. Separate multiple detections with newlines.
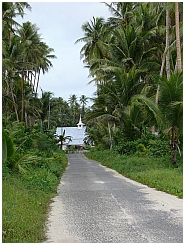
77, 114, 85, 129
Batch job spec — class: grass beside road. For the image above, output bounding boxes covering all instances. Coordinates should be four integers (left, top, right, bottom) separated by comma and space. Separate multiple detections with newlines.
85, 149, 183, 198
2, 150, 68, 243
2, 176, 49, 243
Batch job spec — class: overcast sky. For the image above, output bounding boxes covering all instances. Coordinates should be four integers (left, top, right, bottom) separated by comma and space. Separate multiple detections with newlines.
16, 2, 111, 104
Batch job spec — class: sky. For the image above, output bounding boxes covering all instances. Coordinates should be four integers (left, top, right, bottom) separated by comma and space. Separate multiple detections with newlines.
16, 2, 111, 104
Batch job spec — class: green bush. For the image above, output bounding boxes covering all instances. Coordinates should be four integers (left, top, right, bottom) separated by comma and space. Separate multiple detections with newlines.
84, 144, 91, 150
36, 133, 58, 155
136, 143, 147, 157
147, 139, 170, 157
114, 135, 170, 158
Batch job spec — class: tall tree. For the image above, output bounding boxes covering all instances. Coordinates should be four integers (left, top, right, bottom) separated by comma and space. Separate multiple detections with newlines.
68, 94, 80, 124
2, 2, 31, 122
158, 72, 183, 164
2, 2, 31, 44
79, 95, 88, 117
75, 17, 109, 66
175, 2, 182, 72
166, 7, 171, 79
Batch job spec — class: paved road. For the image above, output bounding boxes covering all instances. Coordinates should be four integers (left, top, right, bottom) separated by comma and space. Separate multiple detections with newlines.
46, 154, 183, 243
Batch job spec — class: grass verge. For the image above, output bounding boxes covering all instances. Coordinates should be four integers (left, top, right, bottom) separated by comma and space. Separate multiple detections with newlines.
2, 150, 68, 243
85, 149, 183, 198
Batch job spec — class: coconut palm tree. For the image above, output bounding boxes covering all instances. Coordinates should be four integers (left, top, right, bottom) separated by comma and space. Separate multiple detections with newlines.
2, 2, 31, 44
68, 94, 78, 108
79, 95, 88, 117
88, 4, 165, 86
104, 2, 136, 28
39, 90, 54, 131
15, 21, 40, 122
34, 42, 56, 93
2, 3, 31, 122
68, 94, 80, 124
14, 21, 56, 122
2, 34, 22, 121
75, 17, 110, 66
158, 71, 183, 164
85, 67, 146, 142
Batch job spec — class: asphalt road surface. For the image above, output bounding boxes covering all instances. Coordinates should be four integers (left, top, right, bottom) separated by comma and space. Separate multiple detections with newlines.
46, 154, 183, 243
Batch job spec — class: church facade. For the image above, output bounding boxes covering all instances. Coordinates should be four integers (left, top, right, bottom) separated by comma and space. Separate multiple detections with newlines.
56, 116, 86, 150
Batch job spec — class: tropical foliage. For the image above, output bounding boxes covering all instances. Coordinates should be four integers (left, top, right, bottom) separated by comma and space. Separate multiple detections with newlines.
76, 2, 183, 165
2, 2, 89, 130
2, 2, 183, 242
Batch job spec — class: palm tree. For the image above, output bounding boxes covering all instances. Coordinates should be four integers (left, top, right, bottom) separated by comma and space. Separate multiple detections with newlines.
165, 5, 171, 79
52, 97, 72, 127
68, 94, 78, 108
156, 2, 171, 105
15, 21, 40, 122
85, 67, 145, 142
34, 42, 56, 93
2, 2, 31, 44
2, 34, 22, 121
68, 94, 80, 123
158, 71, 183, 165
39, 90, 54, 131
15, 21, 56, 122
79, 95, 88, 117
88, 4, 165, 86
2, 3, 31, 122
77, 2, 183, 161
23, 83, 41, 127
57, 130, 72, 150
104, 2, 136, 28
75, 17, 109, 66
156, 2, 182, 102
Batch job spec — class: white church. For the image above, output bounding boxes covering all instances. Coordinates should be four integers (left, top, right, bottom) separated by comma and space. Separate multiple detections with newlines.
56, 115, 87, 150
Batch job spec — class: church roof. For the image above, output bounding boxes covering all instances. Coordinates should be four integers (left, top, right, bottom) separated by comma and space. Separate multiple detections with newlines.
56, 115, 86, 146
56, 126, 86, 146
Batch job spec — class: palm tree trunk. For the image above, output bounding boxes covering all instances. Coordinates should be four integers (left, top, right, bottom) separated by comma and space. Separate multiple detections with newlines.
35, 69, 40, 93
175, 2, 182, 72
60, 140, 63, 150
156, 50, 166, 105
48, 102, 50, 130
10, 80, 19, 121
166, 9, 171, 80
25, 111, 28, 127
108, 122, 112, 150
170, 126, 177, 165
21, 70, 25, 123
34, 69, 37, 88
156, 8, 171, 105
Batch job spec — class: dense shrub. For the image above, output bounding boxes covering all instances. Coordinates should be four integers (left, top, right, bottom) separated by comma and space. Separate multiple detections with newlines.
35, 133, 58, 155
147, 139, 170, 157
114, 134, 170, 158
